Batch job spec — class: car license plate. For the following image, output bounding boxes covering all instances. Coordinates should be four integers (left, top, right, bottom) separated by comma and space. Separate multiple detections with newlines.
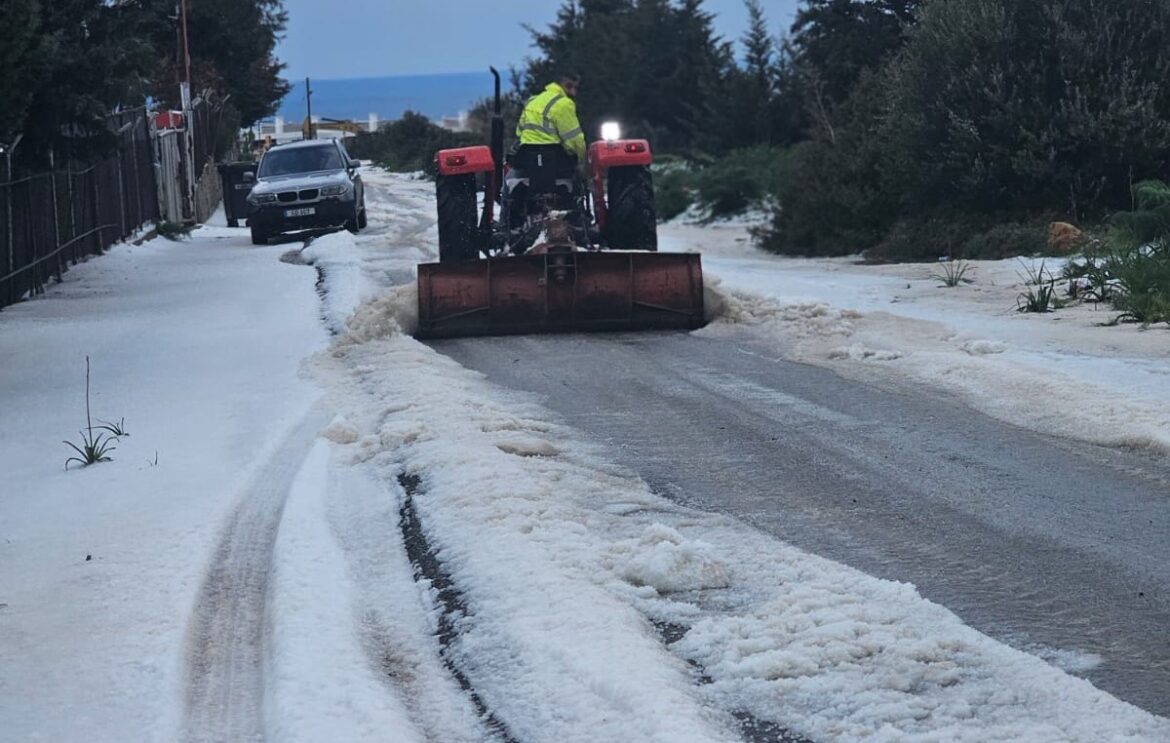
284, 207, 315, 217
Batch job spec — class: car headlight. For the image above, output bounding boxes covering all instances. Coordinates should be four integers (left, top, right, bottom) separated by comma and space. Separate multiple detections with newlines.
249, 193, 276, 205
320, 184, 350, 197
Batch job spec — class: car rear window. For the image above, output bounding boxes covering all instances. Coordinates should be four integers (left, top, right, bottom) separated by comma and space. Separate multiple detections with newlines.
259, 146, 343, 177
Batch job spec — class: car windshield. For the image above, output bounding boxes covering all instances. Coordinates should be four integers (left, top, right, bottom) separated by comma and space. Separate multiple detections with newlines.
259, 146, 343, 177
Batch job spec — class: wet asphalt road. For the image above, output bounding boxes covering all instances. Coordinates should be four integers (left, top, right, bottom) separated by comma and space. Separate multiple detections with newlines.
429, 331, 1170, 718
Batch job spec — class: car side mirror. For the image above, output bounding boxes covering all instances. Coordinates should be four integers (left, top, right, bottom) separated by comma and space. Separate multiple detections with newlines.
348, 158, 361, 170
242, 171, 255, 183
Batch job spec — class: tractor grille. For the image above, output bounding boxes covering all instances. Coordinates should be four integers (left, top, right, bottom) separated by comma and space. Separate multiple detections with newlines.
298, 188, 319, 201
277, 191, 297, 203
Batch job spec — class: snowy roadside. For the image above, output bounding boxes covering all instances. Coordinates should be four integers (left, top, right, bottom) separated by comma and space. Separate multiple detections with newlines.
295, 170, 1169, 741
0, 213, 328, 741
659, 220, 1170, 454
0, 168, 1166, 742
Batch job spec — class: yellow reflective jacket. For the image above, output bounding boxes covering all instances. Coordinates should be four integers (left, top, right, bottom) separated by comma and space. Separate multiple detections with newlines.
516, 82, 587, 164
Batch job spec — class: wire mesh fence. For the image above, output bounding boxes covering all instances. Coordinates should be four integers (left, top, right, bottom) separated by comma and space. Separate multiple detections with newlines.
0, 108, 158, 311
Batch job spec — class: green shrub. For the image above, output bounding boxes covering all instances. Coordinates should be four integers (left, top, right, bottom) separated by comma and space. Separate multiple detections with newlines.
1107, 181, 1170, 251
693, 146, 788, 221
865, 217, 1047, 263
651, 147, 790, 223
758, 136, 893, 257
346, 111, 480, 176
959, 222, 1047, 260
1104, 180, 1170, 324
1107, 244, 1170, 324
655, 168, 696, 222
865, 216, 975, 263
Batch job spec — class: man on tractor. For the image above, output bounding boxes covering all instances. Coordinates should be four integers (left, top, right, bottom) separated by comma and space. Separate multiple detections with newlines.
515, 73, 586, 167
505, 73, 590, 241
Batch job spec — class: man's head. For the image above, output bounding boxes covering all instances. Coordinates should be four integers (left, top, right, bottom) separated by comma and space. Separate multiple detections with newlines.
559, 73, 581, 99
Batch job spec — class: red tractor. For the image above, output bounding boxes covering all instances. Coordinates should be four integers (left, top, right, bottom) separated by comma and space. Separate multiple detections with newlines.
415, 69, 704, 339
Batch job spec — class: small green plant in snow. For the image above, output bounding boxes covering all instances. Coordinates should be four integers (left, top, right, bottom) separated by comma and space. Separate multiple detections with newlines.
930, 258, 973, 287
63, 357, 126, 469
1016, 260, 1064, 313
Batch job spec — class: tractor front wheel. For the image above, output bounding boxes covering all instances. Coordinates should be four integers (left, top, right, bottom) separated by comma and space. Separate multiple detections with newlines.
605, 165, 657, 251
437, 174, 477, 262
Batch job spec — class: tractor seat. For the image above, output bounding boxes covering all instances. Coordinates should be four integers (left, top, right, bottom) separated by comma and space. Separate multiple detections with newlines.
509, 144, 577, 194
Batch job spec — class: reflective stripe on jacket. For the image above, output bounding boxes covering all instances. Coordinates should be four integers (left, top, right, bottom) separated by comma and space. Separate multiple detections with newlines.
516, 82, 587, 164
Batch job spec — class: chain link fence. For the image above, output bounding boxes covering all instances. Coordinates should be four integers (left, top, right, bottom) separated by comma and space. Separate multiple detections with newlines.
0, 108, 158, 311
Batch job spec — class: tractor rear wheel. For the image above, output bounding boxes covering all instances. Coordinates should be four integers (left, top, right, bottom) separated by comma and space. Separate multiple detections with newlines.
606, 165, 657, 251
437, 174, 477, 262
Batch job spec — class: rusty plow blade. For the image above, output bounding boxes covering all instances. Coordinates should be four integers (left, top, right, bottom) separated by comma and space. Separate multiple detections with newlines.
415, 252, 705, 339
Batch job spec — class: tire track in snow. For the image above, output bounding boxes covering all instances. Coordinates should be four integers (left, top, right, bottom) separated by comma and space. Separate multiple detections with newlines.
652, 620, 813, 743
397, 473, 519, 743
181, 408, 328, 743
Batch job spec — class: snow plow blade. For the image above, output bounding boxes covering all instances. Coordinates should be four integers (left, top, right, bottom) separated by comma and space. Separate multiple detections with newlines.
416, 252, 704, 339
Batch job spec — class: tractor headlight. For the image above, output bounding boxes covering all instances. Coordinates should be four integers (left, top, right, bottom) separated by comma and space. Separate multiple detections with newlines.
320, 184, 349, 197
600, 121, 621, 142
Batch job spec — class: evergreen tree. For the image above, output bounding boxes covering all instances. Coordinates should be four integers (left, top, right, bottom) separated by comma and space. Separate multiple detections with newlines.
667, 0, 735, 152
522, 0, 733, 153
15, 0, 160, 166
149, 0, 291, 126
726, 0, 778, 146
0, 0, 48, 146
785, 0, 919, 138
883, 0, 1170, 218
1, 0, 290, 167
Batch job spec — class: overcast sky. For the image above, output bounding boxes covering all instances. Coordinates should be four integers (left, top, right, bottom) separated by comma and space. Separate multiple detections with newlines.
278, 0, 802, 81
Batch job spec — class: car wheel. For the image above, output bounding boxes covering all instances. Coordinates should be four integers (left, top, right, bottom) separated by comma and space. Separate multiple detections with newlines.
357, 206, 368, 230
250, 223, 268, 245
345, 203, 361, 233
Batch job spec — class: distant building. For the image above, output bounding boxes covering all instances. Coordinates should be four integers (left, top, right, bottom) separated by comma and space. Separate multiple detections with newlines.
249, 109, 466, 142
250, 114, 378, 144
438, 111, 470, 133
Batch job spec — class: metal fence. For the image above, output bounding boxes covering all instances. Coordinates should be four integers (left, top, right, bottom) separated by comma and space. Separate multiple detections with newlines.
0, 109, 158, 311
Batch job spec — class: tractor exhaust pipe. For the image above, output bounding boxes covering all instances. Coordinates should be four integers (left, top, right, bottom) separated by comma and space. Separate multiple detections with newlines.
489, 67, 504, 203
477, 67, 505, 241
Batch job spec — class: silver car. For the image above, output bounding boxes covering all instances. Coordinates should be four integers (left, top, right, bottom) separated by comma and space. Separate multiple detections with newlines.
245, 139, 366, 244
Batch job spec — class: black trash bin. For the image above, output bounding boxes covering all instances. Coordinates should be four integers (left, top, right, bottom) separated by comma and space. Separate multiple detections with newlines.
218, 161, 258, 228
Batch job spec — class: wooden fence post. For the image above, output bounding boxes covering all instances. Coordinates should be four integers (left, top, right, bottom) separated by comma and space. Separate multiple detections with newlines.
49, 150, 63, 282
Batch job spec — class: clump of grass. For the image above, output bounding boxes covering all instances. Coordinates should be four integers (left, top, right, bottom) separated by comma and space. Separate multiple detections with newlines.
97, 417, 129, 438
1016, 260, 1064, 313
930, 258, 973, 287
64, 357, 126, 469
1107, 244, 1170, 324
155, 220, 194, 241
1102, 180, 1170, 325
1061, 252, 1115, 303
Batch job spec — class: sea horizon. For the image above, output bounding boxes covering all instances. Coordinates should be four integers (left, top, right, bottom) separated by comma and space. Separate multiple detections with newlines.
276, 71, 499, 123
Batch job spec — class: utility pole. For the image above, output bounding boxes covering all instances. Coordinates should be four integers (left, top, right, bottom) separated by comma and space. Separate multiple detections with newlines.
178, 0, 196, 221
178, 0, 192, 110
305, 77, 315, 140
